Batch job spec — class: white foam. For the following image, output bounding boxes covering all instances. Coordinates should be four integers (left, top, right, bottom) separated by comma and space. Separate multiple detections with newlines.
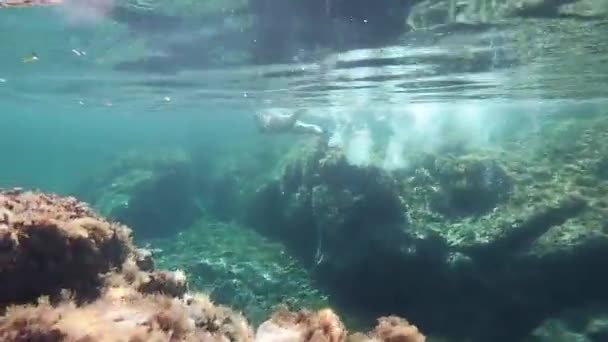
345, 127, 373, 167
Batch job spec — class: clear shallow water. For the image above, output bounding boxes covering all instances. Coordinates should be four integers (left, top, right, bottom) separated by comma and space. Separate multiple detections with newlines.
0, 2, 606, 203
1, 3, 608, 341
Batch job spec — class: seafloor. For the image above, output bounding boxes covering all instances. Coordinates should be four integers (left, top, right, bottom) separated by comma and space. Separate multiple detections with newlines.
46, 113, 607, 342
0, 189, 424, 342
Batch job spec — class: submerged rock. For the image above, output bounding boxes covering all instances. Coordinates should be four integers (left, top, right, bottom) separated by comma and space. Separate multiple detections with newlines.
0, 190, 133, 306
134, 247, 155, 271
0, 290, 254, 342
247, 145, 409, 265
427, 156, 513, 218
0, 189, 195, 308
110, 164, 200, 239
0, 190, 425, 342
528, 305, 608, 342
256, 307, 425, 342
244, 115, 608, 341
77, 148, 202, 239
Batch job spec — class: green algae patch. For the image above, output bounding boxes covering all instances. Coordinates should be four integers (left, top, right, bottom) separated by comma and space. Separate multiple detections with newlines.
145, 220, 330, 326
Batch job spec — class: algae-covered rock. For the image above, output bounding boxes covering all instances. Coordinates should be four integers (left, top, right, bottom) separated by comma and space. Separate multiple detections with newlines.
427, 156, 513, 218
244, 114, 608, 342
110, 163, 201, 239
528, 305, 608, 342
0, 190, 426, 342
0, 289, 255, 342
247, 142, 410, 265
76, 148, 201, 239
78, 148, 192, 215
0, 189, 134, 307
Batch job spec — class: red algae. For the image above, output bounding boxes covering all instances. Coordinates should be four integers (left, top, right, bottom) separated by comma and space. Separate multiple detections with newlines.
0, 189, 425, 342
0, 290, 254, 342
0, 189, 133, 306
255, 308, 425, 342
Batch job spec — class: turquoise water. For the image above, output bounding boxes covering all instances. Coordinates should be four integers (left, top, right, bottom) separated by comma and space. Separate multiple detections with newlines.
2, 2, 608, 341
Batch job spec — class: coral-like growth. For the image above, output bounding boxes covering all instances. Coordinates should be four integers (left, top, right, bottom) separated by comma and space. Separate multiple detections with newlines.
255, 308, 425, 342
256, 307, 346, 342
0, 189, 425, 342
0, 189, 255, 342
105, 260, 189, 298
0, 189, 133, 306
0, 288, 254, 342
368, 316, 426, 342
428, 156, 513, 218
133, 247, 155, 271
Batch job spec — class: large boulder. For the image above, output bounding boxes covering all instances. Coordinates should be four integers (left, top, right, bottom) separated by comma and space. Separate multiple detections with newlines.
244, 115, 608, 341
0, 190, 426, 342
76, 148, 202, 239
0, 188, 189, 308
528, 305, 608, 341
0, 189, 133, 306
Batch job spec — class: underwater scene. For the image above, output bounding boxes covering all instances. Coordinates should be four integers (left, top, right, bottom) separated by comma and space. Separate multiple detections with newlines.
1, 1, 608, 341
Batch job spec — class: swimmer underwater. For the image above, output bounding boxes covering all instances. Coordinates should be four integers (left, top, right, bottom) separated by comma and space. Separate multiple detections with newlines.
253, 108, 326, 136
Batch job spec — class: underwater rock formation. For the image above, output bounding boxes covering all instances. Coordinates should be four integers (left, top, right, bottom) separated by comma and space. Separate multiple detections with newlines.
77, 143, 285, 239
0, 188, 193, 308
76, 148, 202, 239
0, 189, 132, 306
426, 156, 513, 218
247, 144, 408, 264
244, 117, 608, 342
528, 305, 608, 341
0, 189, 251, 341
109, 163, 200, 239
0, 189, 425, 342
0, 289, 254, 342
257, 308, 425, 342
